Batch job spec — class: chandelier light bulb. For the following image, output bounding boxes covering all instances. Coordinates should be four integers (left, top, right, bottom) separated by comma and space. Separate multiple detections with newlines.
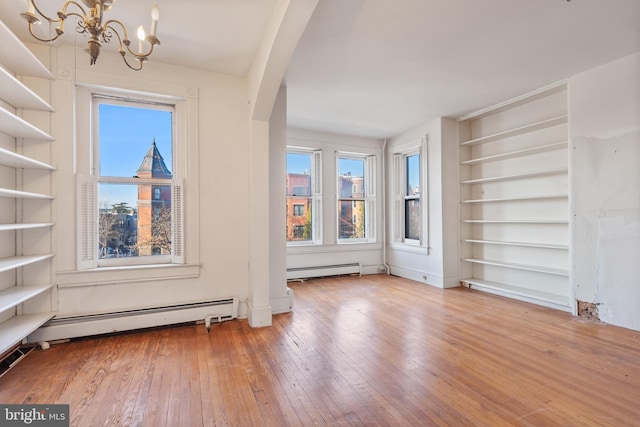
137, 25, 145, 53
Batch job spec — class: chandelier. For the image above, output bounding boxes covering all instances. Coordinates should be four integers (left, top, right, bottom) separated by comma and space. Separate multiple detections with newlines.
21, 0, 160, 71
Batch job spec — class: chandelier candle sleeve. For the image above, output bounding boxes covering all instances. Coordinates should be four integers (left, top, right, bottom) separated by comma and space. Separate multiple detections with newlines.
151, 4, 159, 37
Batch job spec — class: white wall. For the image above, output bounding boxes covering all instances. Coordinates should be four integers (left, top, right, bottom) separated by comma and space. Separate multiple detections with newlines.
286, 128, 385, 274
569, 52, 640, 331
385, 117, 459, 288
47, 44, 253, 322
269, 87, 291, 313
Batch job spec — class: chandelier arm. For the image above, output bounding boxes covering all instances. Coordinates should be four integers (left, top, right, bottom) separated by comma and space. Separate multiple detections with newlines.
104, 20, 154, 58
102, 23, 144, 70
31, 0, 86, 23
103, 22, 132, 55
61, 11, 88, 36
24, 1, 88, 42
102, 19, 128, 35
58, 1, 89, 19
121, 54, 144, 71
26, 22, 63, 43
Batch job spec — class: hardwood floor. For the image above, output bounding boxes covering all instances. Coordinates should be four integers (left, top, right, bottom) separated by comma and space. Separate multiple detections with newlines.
1, 274, 639, 426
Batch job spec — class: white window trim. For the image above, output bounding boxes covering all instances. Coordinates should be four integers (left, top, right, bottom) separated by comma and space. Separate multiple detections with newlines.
74, 84, 198, 284
392, 137, 428, 250
91, 95, 180, 268
336, 152, 376, 244
286, 147, 322, 246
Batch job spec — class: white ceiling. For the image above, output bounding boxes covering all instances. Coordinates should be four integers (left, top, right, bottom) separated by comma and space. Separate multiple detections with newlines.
2, 0, 640, 140
285, 0, 640, 138
0, 0, 279, 76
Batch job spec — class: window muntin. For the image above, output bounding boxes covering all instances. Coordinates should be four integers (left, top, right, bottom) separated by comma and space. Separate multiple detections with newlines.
95, 97, 176, 265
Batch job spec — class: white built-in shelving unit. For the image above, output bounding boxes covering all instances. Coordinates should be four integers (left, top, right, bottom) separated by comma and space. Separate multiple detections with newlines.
458, 83, 571, 312
0, 19, 56, 356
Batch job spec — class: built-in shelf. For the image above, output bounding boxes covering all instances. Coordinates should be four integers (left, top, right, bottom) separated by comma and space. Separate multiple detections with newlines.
0, 188, 53, 200
0, 254, 54, 274
462, 219, 568, 224
0, 17, 56, 353
0, 105, 53, 141
460, 141, 567, 166
0, 21, 53, 80
463, 239, 568, 250
0, 312, 56, 355
461, 168, 568, 185
462, 278, 570, 311
0, 66, 53, 111
0, 284, 55, 314
459, 84, 570, 313
458, 82, 567, 122
463, 258, 569, 276
0, 223, 54, 232
462, 194, 567, 203
459, 115, 568, 146
0, 147, 55, 170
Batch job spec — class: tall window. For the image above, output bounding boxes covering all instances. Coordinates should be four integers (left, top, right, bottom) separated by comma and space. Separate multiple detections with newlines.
393, 148, 422, 245
405, 153, 420, 241
80, 95, 183, 268
286, 149, 321, 244
337, 154, 375, 242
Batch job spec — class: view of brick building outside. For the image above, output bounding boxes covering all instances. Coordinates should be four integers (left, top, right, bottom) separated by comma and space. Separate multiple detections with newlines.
286, 171, 365, 242
286, 172, 312, 241
136, 140, 172, 255
338, 173, 364, 239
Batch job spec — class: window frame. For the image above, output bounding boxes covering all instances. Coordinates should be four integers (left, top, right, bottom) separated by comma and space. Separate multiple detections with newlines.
93, 95, 177, 267
392, 140, 426, 248
76, 87, 187, 271
285, 147, 322, 246
336, 152, 376, 244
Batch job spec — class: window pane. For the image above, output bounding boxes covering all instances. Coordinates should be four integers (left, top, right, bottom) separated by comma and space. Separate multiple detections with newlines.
293, 204, 304, 216
286, 153, 311, 196
338, 158, 364, 198
99, 183, 172, 258
99, 103, 172, 178
406, 154, 420, 196
405, 199, 420, 240
338, 200, 365, 239
286, 198, 312, 242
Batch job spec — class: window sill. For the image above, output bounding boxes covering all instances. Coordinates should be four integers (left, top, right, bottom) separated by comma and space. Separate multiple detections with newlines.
389, 242, 429, 255
57, 263, 201, 288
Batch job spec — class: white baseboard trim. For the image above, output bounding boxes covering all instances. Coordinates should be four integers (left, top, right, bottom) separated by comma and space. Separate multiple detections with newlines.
389, 265, 445, 288
270, 288, 294, 315
247, 301, 272, 327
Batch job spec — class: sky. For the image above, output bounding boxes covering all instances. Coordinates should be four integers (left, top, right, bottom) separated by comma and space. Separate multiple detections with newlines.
98, 103, 172, 209
407, 153, 420, 194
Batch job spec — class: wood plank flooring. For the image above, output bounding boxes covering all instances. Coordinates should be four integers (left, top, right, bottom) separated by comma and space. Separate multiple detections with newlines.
1, 274, 639, 426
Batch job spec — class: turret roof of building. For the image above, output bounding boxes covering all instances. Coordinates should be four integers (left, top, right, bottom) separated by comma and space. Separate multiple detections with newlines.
136, 139, 172, 178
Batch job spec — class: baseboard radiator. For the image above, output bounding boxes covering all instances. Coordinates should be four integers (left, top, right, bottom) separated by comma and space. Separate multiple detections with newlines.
287, 262, 361, 280
27, 298, 239, 343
